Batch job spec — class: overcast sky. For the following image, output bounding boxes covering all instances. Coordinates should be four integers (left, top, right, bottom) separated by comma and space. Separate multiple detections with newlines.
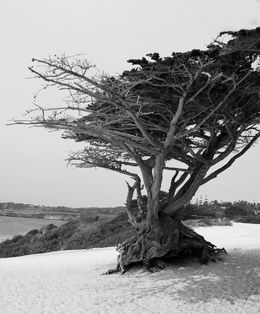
0, 0, 259, 207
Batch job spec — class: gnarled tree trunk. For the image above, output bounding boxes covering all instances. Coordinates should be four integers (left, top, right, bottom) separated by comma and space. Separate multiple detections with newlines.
106, 211, 226, 274
105, 157, 226, 275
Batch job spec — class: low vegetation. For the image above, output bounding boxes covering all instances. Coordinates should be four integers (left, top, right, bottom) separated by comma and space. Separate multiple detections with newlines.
0, 213, 135, 258
0, 202, 124, 221
235, 215, 260, 224
0, 198, 259, 259
183, 218, 232, 228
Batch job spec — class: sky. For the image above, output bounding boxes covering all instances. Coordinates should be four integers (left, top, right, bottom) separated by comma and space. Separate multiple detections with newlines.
0, 0, 259, 208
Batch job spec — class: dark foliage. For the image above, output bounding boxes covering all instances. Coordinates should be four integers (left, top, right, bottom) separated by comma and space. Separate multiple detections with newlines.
235, 215, 260, 224
225, 206, 255, 218
0, 214, 135, 258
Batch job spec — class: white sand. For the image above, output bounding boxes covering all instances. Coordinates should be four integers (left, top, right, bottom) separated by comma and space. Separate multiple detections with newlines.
0, 223, 259, 314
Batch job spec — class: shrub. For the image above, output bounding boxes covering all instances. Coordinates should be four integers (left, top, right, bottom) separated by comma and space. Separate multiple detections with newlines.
235, 215, 260, 224
26, 229, 39, 236
0, 212, 135, 257
12, 235, 23, 243
40, 224, 58, 235
183, 218, 232, 228
79, 213, 100, 223
225, 206, 254, 218
180, 204, 217, 220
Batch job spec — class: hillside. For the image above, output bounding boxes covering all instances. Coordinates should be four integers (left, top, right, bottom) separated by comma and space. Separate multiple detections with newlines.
0, 201, 124, 221
1, 198, 260, 258
0, 213, 135, 258
0, 214, 234, 258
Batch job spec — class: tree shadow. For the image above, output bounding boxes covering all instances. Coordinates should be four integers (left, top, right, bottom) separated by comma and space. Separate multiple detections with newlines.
146, 249, 260, 304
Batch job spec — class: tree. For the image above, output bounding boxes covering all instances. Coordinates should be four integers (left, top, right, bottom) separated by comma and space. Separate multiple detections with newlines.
15, 27, 260, 273
225, 206, 251, 218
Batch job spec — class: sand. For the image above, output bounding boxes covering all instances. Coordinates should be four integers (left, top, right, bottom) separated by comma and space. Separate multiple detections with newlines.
0, 223, 259, 314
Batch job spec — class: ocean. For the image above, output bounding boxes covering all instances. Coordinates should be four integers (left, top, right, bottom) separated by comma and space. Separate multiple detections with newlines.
0, 216, 64, 243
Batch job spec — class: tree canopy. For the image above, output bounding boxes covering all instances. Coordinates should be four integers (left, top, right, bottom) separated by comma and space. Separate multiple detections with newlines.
18, 28, 260, 220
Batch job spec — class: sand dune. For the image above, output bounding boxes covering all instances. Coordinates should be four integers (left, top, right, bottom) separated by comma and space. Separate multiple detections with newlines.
0, 223, 259, 314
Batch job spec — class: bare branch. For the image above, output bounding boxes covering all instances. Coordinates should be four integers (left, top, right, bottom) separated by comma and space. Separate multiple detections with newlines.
125, 181, 139, 227
164, 96, 185, 148
126, 108, 161, 149
202, 132, 260, 184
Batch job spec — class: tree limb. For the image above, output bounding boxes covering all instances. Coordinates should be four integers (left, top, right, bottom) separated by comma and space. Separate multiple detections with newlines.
202, 132, 260, 185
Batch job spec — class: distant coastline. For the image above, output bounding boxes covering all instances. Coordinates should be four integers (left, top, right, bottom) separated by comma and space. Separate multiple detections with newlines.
0, 216, 65, 243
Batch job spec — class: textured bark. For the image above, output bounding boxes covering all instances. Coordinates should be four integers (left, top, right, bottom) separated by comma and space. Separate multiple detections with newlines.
105, 213, 226, 274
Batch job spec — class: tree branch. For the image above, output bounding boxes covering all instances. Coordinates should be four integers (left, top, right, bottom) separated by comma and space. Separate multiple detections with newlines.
162, 163, 210, 215
202, 132, 260, 185
125, 181, 139, 228
164, 96, 185, 148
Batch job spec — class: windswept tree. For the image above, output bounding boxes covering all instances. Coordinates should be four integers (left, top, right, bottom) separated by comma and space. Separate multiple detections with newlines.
15, 28, 260, 273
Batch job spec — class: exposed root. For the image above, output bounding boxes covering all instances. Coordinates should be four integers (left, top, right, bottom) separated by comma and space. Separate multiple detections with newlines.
105, 215, 227, 275
146, 259, 167, 273
102, 265, 120, 275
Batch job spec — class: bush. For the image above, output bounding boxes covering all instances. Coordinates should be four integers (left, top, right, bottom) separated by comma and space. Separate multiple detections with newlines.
79, 213, 100, 223
12, 235, 24, 243
40, 224, 57, 234
235, 215, 260, 224
225, 206, 254, 218
180, 204, 217, 220
26, 229, 39, 236
0, 212, 135, 258
183, 218, 232, 228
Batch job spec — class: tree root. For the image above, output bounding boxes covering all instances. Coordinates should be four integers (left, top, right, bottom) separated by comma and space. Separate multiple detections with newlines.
105, 216, 227, 275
